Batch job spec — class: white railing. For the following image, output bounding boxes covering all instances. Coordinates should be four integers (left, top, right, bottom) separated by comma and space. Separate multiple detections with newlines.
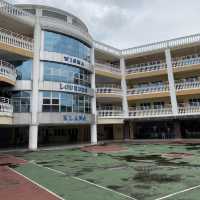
95, 62, 121, 74
179, 106, 200, 115
97, 110, 124, 117
129, 107, 173, 118
0, 27, 33, 51
126, 62, 167, 75
122, 33, 200, 56
127, 84, 169, 95
0, 0, 33, 17
0, 60, 16, 82
0, 97, 13, 116
96, 84, 122, 95
176, 81, 200, 91
172, 57, 200, 69
94, 41, 121, 56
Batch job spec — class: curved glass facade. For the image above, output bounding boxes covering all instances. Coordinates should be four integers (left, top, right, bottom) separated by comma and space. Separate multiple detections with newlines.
44, 31, 91, 62
43, 61, 91, 87
41, 91, 91, 113
13, 60, 32, 80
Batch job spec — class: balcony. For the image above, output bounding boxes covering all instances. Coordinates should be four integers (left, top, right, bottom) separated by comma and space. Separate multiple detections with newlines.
176, 81, 200, 96
173, 56, 200, 73
0, 97, 13, 117
95, 62, 121, 79
126, 62, 167, 79
97, 110, 124, 118
127, 84, 170, 100
179, 105, 200, 116
96, 84, 123, 98
0, 60, 16, 85
129, 107, 173, 118
0, 27, 33, 57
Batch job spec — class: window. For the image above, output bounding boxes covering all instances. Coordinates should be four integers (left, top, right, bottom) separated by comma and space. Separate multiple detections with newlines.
41, 91, 91, 113
11, 91, 31, 113
43, 61, 91, 87
44, 31, 91, 62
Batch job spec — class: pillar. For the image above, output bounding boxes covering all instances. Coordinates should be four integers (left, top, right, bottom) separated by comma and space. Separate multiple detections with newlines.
129, 122, 135, 139
120, 57, 129, 117
90, 46, 97, 144
165, 49, 178, 115
174, 121, 182, 139
29, 10, 41, 151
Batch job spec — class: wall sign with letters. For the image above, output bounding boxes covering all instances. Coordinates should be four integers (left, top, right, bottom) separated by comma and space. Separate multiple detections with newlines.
63, 114, 89, 123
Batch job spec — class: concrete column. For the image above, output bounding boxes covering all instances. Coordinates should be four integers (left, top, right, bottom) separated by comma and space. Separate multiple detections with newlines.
129, 122, 135, 139
29, 10, 41, 151
90, 46, 97, 144
174, 121, 182, 139
165, 49, 178, 115
120, 57, 129, 117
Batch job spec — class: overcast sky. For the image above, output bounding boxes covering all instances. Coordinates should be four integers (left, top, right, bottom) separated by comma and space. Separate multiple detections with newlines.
15, 0, 200, 49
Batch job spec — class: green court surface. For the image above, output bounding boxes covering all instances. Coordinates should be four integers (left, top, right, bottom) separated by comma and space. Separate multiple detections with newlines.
12, 143, 200, 200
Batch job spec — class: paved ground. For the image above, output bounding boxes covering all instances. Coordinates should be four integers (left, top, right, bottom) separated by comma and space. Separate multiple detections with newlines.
1, 141, 200, 200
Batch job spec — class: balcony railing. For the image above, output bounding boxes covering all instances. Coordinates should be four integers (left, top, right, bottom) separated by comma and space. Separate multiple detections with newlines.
172, 57, 200, 69
97, 110, 124, 117
95, 62, 121, 75
96, 84, 122, 95
127, 84, 169, 95
126, 62, 167, 75
179, 106, 200, 115
176, 81, 200, 91
0, 0, 33, 17
0, 60, 16, 82
0, 97, 13, 116
0, 27, 33, 51
129, 107, 173, 118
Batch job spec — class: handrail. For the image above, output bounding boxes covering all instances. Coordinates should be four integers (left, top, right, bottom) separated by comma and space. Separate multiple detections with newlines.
127, 84, 169, 95
97, 110, 124, 117
172, 56, 200, 68
0, 27, 33, 51
179, 106, 200, 115
126, 62, 167, 75
95, 62, 121, 74
129, 107, 173, 117
0, 0, 34, 17
176, 81, 200, 91
0, 97, 13, 116
0, 59, 16, 82
96, 84, 122, 95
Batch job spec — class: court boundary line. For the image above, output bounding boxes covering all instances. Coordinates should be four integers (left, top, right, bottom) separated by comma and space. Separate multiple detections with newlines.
8, 166, 65, 200
32, 161, 138, 200
154, 184, 200, 200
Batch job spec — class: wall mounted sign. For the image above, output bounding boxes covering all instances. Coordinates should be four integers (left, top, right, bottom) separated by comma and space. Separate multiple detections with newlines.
60, 83, 88, 94
63, 114, 88, 123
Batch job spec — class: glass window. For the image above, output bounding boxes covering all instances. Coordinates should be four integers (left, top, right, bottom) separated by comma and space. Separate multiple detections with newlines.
41, 91, 91, 113
12, 60, 32, 80
44, 31, 91, 62
11, 91, 31, 113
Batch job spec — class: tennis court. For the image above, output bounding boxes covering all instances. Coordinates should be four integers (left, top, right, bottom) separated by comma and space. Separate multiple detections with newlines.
1, 142, 200, 200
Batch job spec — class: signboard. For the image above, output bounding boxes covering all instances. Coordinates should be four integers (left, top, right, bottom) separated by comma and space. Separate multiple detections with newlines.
60, 83, 88, 94
63, 114, 88, 123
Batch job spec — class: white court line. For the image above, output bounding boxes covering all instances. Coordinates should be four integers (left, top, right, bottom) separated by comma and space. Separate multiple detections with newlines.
8, 167, 65, 200
154, 184, 200, 200
32, 161, 138, 200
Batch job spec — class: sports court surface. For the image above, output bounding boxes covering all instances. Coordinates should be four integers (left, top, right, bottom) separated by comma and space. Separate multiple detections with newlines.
1, 142, 200, 200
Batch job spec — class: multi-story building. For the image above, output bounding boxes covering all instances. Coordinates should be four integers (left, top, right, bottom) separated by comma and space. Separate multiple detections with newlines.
1, 1, 200, 150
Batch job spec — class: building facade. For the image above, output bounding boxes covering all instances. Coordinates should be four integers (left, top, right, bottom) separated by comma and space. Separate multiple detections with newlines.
1, 1, 200, 150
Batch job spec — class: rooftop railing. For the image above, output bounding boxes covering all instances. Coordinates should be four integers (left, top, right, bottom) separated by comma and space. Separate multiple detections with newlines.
129, 107, 173, 118
122, 34, 200, 56
95, 62, 121, 74
126, 62, 167, 75
0, 27, 33, 51
127, 84, 169, 95
0, 97, 13, 116
0, 60, 16, 82
0, 0, 33, 17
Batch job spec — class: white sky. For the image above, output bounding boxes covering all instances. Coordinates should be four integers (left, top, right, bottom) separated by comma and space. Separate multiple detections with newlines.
15, 0, 200, 49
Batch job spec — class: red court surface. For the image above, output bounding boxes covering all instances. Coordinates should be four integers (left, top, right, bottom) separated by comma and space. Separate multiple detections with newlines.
81, 144, 128, 153
0, 155, 59, 200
